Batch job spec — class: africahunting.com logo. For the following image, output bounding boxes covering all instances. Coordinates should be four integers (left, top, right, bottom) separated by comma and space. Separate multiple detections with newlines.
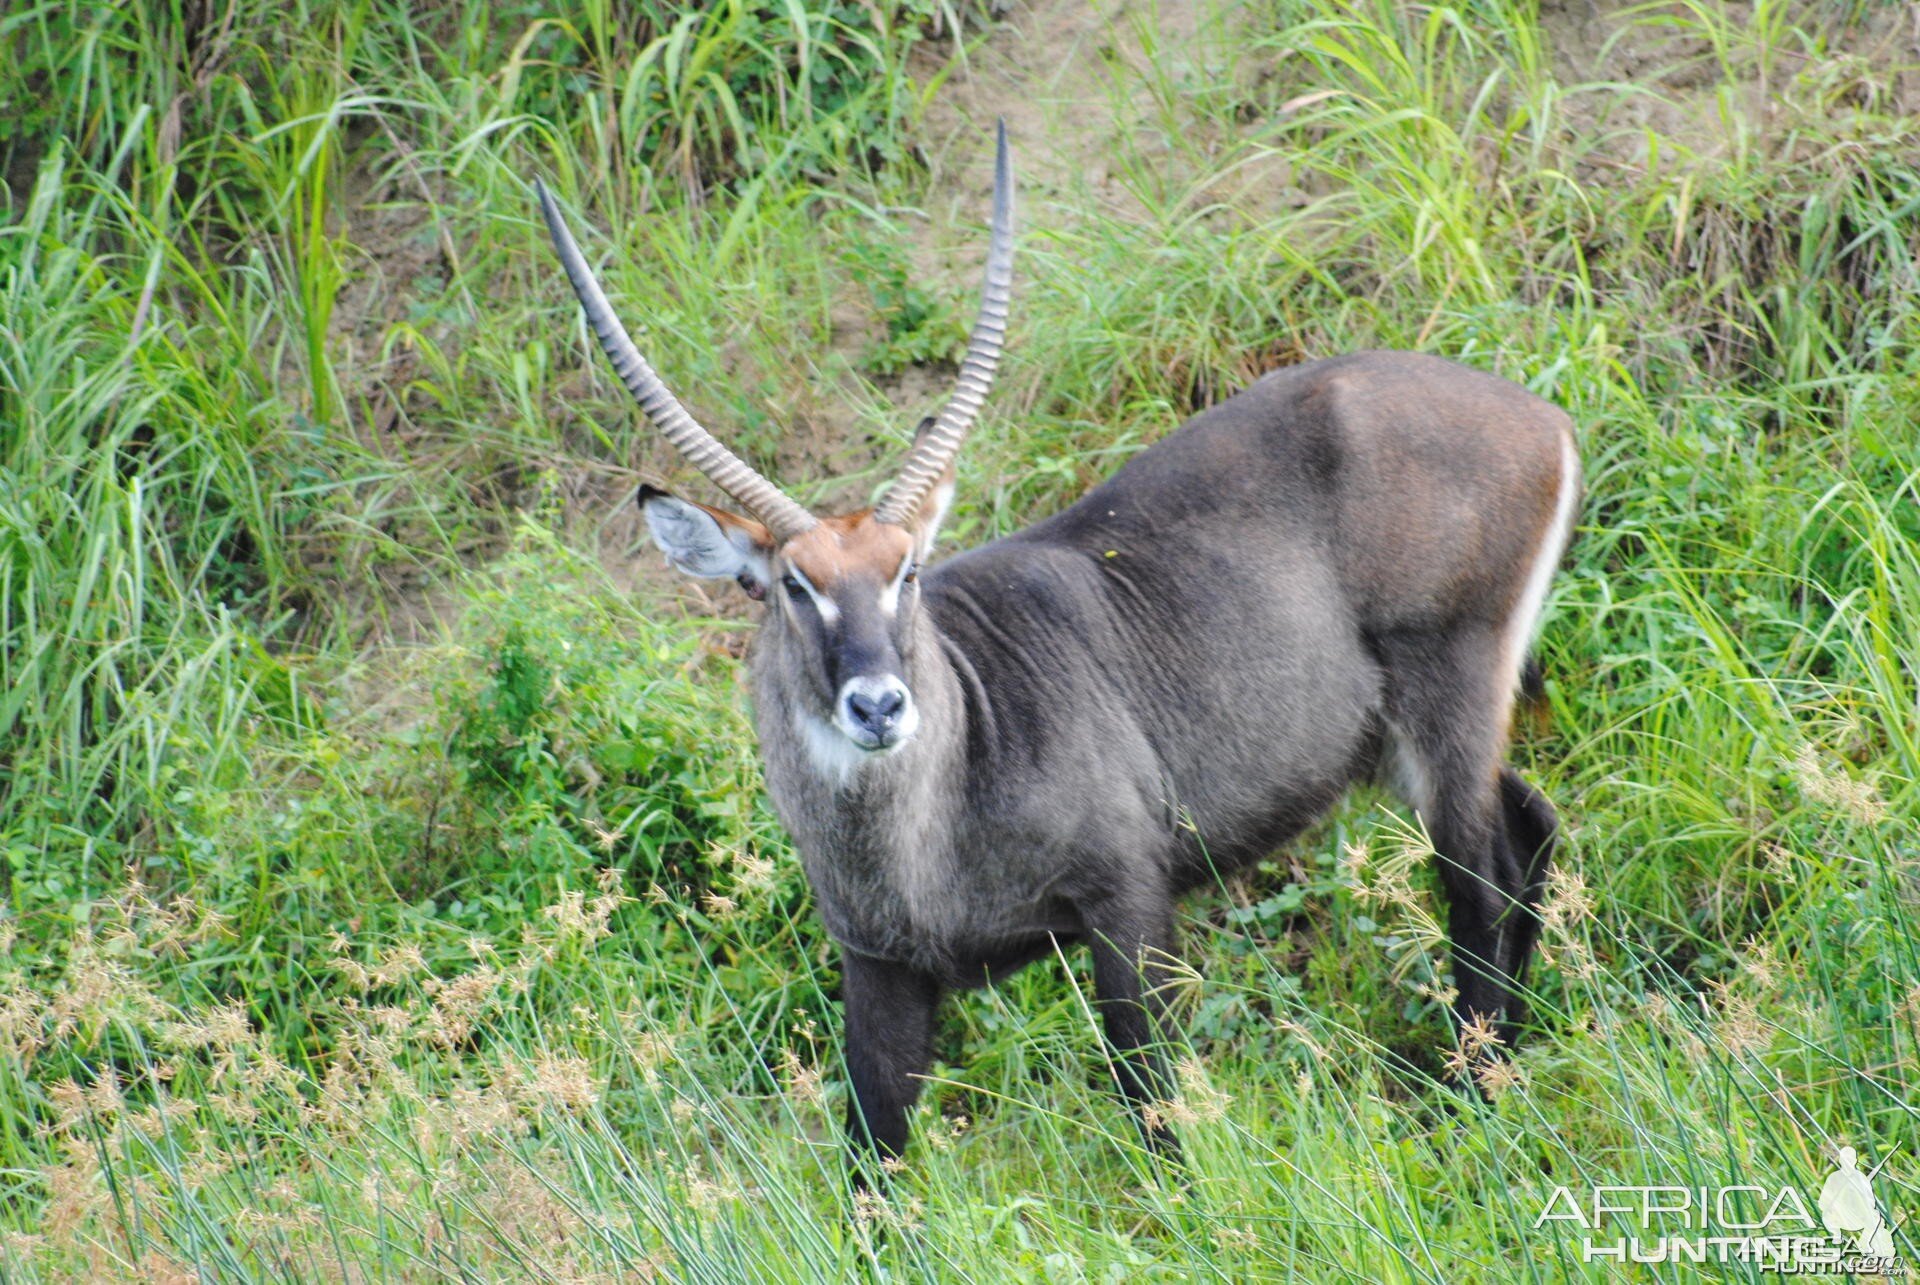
1536, 1146, 1907, 1274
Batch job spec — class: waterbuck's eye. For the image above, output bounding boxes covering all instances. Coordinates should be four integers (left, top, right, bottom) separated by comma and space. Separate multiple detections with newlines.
782, 574, 804, 600
903, 563, 919, 586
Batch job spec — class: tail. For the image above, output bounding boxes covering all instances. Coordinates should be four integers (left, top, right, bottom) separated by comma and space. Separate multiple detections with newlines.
1518, 654, 1546, 707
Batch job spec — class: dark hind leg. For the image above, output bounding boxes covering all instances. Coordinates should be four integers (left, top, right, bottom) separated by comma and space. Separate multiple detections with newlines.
1430, 788, 1525, 1051
1376, 628, 1530, 1052
1494, 765, 1557, 1043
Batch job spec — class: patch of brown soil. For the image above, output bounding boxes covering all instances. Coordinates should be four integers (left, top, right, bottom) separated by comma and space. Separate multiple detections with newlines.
1538, 1, 1920, 163
916, 1, 1222, 198
902, 0, 1246, 284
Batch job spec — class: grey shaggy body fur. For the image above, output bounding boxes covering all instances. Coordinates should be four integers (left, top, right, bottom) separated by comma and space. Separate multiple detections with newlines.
737, 350, 1580, 1168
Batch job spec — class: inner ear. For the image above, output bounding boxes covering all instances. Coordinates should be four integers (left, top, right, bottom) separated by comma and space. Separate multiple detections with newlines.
637, 484, 773, 596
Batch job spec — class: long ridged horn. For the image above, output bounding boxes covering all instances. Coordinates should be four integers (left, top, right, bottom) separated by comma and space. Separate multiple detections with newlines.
535, 178, 817, 542
873, 119, 1014, 526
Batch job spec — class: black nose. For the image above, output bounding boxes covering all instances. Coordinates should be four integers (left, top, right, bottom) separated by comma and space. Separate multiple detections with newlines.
846, 686, 906, 734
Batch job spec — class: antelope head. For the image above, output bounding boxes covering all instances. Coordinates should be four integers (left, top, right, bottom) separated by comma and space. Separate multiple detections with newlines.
536, 122, 1013, 757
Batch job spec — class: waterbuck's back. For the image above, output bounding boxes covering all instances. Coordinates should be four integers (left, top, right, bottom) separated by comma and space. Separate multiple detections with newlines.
1016, 351, 1571, 630
920, 350, 1574, 889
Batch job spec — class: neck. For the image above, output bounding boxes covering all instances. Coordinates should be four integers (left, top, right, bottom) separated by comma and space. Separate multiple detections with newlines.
750, 608, 970, 950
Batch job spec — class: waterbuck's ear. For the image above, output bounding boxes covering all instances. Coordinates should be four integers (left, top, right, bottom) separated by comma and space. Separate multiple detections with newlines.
908, 416, 957, 560
637, 484, 774, 600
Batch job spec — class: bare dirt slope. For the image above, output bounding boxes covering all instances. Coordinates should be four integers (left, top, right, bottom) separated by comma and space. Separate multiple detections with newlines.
349, 0, 1920, 647
916, 0, 1220, 207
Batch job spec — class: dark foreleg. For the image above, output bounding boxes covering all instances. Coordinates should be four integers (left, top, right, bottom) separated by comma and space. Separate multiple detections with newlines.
1082, 888, 1184, 1165
840, 949, 941, 1177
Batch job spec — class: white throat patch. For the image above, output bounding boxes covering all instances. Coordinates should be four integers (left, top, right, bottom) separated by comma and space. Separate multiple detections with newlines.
796, 709, 874, 788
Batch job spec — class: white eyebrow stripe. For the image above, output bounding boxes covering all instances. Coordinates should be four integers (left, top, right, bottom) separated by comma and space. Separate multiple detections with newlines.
877, 552, 914, 616
786, 563, 840, 624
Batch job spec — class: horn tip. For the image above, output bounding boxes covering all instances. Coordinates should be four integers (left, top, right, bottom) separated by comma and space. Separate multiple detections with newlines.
533, 176, 564, 231
991, 119, 1013, 231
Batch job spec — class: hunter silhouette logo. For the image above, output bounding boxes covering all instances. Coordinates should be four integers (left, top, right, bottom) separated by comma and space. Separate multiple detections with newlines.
1819, 1146, 1897, 1261
1537, 1143, 1907, 1272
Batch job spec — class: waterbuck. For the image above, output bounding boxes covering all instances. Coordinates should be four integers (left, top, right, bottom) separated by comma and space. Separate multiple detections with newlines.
534, 122, 1581, 1171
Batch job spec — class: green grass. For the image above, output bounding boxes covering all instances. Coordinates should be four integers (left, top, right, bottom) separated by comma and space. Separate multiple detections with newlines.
1, 0, 1917, 1279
